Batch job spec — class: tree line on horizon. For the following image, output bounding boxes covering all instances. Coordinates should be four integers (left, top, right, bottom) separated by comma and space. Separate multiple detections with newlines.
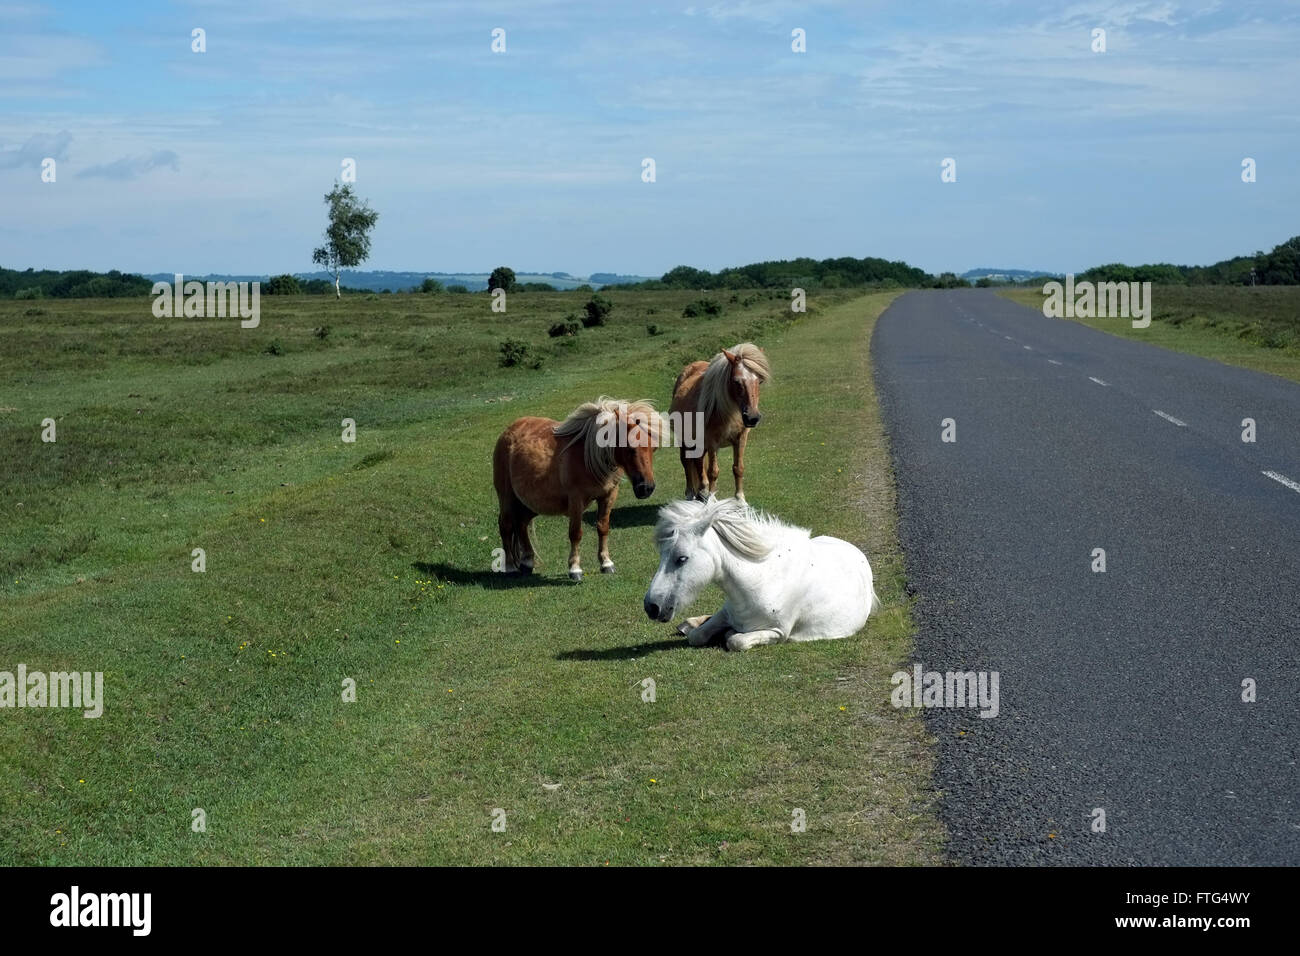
3, 235, 1298, 300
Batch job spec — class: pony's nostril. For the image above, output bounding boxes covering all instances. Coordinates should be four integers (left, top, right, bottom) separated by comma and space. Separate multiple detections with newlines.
645, 601, 660, 620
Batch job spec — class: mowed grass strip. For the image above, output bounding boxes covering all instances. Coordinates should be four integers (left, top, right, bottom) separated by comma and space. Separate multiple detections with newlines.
999, 285, 1300, 384
0, 289, 942, 865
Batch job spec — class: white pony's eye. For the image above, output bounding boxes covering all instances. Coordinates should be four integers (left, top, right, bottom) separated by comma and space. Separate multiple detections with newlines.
676, 555, 689, 565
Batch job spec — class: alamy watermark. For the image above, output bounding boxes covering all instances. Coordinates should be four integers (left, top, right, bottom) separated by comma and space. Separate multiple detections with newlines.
1, 665, 103, 718
595, 403, 705, 459
1042, 274, 1151, 328
151, 273, 260, 328
891, 663, 999, 718
50, 886, 150, 936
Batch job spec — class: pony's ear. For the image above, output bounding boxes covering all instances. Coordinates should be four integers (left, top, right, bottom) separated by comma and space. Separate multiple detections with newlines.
722, 348, 737, 364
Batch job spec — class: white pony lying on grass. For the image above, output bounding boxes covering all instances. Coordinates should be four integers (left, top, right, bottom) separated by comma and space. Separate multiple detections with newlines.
643, 497, 880, 651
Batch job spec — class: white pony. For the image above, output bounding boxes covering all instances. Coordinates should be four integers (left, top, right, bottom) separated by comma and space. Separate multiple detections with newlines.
643, 497, 880, 651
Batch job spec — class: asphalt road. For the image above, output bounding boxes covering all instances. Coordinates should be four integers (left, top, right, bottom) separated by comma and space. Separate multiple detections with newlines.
872, 289, 1300, 865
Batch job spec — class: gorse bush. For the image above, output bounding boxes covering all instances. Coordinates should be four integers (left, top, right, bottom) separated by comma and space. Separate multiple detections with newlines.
682, 298, 722, 318
548, 317, 582, 337
582, 293, 612, 327
498, 339, 532, 367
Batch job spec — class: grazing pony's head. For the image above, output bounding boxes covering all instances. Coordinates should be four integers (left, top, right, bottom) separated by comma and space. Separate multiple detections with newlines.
553, 397, 668, 498
643, 496, 784, 622
700, 343, 770, 429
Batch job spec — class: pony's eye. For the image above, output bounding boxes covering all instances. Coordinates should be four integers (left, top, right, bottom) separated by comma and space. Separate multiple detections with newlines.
675, 555, 689, 565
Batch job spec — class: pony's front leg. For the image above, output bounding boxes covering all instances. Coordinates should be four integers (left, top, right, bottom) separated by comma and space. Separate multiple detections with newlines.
726, 628, 784, 652
566, 499, 585, 581
680, 609, 732, 646
706, 448, 720, 497
732, 429, 749, 503
595, 490, 617, 573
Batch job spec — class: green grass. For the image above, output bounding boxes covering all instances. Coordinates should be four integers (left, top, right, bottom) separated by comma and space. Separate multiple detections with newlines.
0, 288, 943, 865
999, 285, 1300, 384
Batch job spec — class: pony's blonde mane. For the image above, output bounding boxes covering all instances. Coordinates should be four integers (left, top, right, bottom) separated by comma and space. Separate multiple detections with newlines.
654, 496, 803, 561
553, 396, 668, 483
698, 343, 771, 424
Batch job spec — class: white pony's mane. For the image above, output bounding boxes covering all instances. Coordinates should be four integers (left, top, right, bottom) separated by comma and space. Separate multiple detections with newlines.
654, 496, 805, 561
553, 396, 667, 483
698, 343, 771, 424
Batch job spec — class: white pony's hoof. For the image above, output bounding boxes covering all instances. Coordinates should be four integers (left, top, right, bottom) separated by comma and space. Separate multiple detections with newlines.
726, 633, 753, 652
568, 569, 583, 582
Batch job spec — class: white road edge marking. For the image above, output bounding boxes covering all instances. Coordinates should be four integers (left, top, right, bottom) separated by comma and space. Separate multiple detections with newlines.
1023, 345, 1033, 350
1263, 470, 1300, 494
1153, 410, 1187, 426
1047, 359, 1063, 365
1089, 376, 1109, 386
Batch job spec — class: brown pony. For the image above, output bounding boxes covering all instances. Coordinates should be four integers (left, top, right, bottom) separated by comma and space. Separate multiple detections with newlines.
493, 397, 668, 581
670, 343, 771, 502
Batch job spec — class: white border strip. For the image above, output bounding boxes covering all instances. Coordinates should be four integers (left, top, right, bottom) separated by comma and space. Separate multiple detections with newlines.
1153, 410, 1187, 426
1263, 470, 1300, 494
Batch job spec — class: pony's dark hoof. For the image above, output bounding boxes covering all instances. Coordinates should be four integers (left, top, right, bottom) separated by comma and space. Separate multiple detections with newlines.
569, 570, 583, 582
600, 563, 615, 574
518, 564, 534, 575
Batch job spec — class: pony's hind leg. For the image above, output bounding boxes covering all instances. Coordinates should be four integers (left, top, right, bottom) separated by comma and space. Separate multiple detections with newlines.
680, 444, 706, 500
496, 509, 519, 573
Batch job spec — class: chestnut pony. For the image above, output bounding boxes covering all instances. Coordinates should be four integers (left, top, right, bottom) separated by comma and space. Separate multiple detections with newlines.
493, 397, 667, 581
670, 343, 771, 501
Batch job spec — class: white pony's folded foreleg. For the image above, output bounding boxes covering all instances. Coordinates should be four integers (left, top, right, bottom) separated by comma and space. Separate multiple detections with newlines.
726, 628, 785, 652
682, 609, 732, 646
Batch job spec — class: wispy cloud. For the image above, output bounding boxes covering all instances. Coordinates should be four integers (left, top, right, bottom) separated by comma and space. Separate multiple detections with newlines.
77, 150, 179, 180
0, 129, 71, 168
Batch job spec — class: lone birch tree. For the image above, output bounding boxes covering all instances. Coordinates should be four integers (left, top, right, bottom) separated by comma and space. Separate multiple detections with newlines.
312, 183, 379, 299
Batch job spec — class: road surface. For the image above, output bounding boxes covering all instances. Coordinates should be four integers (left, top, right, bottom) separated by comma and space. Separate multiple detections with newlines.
872, 289, 1300, 865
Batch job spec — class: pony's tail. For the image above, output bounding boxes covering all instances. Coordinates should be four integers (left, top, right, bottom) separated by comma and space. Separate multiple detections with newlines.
870, 587, 882, 616
510, 525, 531, 572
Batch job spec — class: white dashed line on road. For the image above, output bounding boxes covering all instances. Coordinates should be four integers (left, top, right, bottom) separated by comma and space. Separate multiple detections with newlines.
1023, 345, 1033, 350
1263, 470, 1300, 494
1047, 359, 1063, 366
1089, 376, 1109, 386
1153, 410, 1187, 427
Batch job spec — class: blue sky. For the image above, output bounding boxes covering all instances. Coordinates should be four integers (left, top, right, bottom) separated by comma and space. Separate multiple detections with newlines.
1, 0, 1297, 277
